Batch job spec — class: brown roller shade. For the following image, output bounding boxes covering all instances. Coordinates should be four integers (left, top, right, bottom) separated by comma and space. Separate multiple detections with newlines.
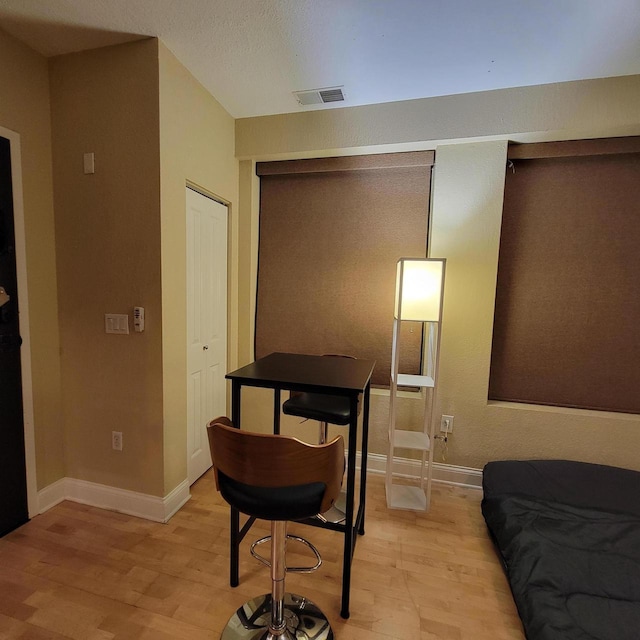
255, 152, 433, 387
507, 136, 640, 160
490, 142, 640, 414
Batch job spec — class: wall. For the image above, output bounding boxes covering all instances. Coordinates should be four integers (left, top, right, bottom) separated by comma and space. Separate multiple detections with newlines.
237, 75, 640, 159
0, 28, 64, 490
50, 39, 165, 495
430, 141, 640, 470
235, 75, 640, 471
0, 29, 240, 506
158, 43, 239, 494
237, 160, 259, 367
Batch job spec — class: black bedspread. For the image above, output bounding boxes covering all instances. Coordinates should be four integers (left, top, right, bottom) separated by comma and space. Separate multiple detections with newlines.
482, 460, 640, 640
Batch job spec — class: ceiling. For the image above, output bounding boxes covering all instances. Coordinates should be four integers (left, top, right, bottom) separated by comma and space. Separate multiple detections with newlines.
0, 0, 639, 119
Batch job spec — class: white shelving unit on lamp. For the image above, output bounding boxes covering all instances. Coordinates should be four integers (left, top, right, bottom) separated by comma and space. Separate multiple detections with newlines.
385, 257, 446, 511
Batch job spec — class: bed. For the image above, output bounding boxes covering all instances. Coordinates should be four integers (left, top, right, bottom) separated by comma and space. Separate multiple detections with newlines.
481, 459, 640, 640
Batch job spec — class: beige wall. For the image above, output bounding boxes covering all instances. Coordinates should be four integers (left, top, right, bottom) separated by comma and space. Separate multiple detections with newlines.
237, 160, 259, 367
236, 75, 640, 471
0, 28, 64, 489
158, 43, 239, 494
50, 39, 165, 495
431, 141, 640, 470
6, 33, 240, 501
237, 75, 640, 159
3, 21, 638, 503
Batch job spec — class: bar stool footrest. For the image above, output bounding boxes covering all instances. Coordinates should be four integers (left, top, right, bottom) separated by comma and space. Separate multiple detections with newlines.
250, 535, 322, 573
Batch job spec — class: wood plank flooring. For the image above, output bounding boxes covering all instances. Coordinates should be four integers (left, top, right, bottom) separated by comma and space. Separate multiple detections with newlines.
0, 473, 524, 639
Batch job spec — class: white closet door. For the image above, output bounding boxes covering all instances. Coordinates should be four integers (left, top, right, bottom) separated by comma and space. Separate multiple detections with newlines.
186, 187, 227, 484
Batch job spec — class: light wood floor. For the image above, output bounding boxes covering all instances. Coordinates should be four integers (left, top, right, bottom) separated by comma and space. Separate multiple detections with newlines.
0, 473, 524, 639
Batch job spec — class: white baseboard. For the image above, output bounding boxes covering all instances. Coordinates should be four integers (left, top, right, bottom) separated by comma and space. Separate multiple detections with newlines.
357, 451, 483, 488
37, 454, 480, 523
38, 477, 191, 523
38, 477, 67, 513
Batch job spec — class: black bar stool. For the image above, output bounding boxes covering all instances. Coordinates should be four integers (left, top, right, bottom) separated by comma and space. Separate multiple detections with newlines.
282, 355, 360, 523
207, 416, 344, 640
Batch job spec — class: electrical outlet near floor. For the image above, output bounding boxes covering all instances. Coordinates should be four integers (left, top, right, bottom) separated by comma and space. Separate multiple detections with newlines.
112, 431, 123, 451
440, 415, 454, 433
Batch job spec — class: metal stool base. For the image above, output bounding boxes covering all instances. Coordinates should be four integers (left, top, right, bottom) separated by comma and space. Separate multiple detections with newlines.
221, 593, 333, 640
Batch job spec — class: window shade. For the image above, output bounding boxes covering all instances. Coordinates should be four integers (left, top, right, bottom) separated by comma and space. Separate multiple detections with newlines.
255, 152, 433, 387
489, 138, 640, 414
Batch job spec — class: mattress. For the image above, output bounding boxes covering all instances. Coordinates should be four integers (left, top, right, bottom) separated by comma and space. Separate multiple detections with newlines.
482, 460, 640, 640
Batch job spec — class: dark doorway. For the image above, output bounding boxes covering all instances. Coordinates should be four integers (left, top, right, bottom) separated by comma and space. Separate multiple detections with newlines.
0, 135, 28, 537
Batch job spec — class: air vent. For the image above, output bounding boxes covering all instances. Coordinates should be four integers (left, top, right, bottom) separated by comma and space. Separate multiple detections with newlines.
319, 88, 345, 103
293, 86, 345, 106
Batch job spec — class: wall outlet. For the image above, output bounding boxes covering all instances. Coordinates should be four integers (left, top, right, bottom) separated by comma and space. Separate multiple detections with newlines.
440, 415, 454, 433
112, 431, 123, 451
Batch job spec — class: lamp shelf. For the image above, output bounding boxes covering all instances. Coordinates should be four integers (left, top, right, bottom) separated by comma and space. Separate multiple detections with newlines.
386, 483, 428, 511
392, 429, 431, 451
393, 373, 434, 388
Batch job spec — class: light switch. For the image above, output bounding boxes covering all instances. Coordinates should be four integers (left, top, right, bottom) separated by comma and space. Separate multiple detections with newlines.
105, 313, 129, 334
83, 152, 95, 174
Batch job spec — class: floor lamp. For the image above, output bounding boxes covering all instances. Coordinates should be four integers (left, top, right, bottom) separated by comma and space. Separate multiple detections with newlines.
386, 257, 446, 511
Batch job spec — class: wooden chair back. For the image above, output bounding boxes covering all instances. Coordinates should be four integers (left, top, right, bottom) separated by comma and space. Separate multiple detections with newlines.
207, 417, 344, 515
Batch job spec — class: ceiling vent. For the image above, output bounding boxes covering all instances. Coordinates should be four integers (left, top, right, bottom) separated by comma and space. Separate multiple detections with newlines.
293, 86, 345, 106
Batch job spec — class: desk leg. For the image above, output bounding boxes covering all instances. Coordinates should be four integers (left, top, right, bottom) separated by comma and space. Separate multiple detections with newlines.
340, 394, 359, 619
273, 388, 281, 435
230, 507, 239, 587
230, 380, 241, 587
358, 382, 371, 536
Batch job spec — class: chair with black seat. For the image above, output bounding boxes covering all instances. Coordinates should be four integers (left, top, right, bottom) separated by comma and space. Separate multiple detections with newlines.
282, 354, 360, 523
207, 416, 344, 640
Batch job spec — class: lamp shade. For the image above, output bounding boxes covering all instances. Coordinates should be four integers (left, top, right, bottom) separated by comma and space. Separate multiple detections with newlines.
394, 258, 445, 321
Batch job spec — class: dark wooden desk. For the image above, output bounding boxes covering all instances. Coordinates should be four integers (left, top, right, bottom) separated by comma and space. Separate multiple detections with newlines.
225, 352, 375, 619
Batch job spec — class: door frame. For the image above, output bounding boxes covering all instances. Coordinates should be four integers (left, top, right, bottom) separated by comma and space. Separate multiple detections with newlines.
0, 125, 37, 518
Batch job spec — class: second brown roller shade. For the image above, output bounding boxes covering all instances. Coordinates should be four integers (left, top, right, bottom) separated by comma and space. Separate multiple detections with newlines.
490, 138, 640, 413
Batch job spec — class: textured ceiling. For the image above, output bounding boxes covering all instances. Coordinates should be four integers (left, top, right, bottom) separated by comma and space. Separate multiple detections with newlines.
0, 0, 639, 118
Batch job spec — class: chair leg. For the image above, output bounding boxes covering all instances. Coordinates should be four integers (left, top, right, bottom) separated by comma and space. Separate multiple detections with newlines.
268, 521, 287, 637
318, 421, 328, 444
220, 519, 335, 639
315, 420, 346, 524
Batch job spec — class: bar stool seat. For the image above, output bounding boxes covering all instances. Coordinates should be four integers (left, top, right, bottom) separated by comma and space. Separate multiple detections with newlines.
283, 393, 351, 426
208, 416, 344, 640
